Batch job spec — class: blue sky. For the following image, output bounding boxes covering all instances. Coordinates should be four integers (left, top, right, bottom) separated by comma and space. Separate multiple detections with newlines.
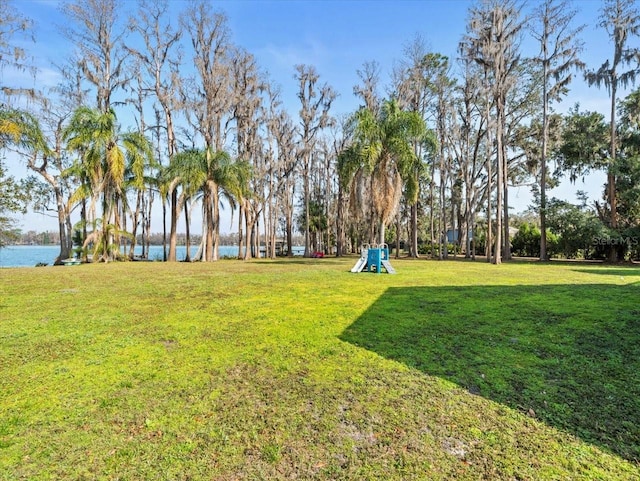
5, 0, 636, 233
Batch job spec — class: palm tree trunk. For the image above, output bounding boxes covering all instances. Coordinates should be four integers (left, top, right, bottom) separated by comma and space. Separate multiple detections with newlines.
251, 217, 258, 258
145, 188, 153, 259
378, 219, 385, 246
184, 201, 191, 262
205, 187, 214, 262
130, 190, 143, 259
410, 203, 418, 258
212, 183, 220, 261
244, 207, 252, 260
169, 189, 179, 261
162, 197, 167, 261
238, 205, 244, 258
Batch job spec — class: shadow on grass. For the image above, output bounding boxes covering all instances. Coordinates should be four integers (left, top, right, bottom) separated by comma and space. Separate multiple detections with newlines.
573, 268, 640, 277
340, 283, 640, 462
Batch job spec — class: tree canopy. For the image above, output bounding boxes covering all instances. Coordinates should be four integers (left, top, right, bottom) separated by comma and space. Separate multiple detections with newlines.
2, 0, 640, 263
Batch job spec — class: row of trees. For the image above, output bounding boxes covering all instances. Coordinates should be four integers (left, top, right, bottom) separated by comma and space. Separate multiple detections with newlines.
1, 0, 640, 263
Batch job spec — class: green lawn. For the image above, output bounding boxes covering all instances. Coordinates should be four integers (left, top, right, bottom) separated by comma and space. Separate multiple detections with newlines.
1, 258, 639, 480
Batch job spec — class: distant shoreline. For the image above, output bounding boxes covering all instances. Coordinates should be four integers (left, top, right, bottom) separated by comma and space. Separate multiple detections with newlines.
0, 244, 306, 268
6, 242, 241, 247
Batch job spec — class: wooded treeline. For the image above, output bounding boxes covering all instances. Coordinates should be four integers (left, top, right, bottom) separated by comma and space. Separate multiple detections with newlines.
1, 0, 640, 264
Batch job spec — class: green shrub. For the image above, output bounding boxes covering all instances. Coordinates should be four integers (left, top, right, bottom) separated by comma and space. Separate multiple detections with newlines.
511, 223, 558, 257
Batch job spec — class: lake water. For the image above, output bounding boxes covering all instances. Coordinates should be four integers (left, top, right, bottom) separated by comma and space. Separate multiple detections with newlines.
0, 244, 304, 268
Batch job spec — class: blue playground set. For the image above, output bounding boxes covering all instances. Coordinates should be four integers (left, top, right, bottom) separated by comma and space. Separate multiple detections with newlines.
350, 243, 396, 274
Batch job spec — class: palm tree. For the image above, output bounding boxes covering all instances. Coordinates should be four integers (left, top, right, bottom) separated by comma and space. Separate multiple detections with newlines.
0, 108, 45, 248
64, 106, 153, 262
217, 157, 251, 259
166, 149, 207, 260
122, 130, 157, 258
0, 107, 47, 151
1, 105, 84, 263
0, 110, 23, 145
167, 148, 245, 261
346, 99, 427, 245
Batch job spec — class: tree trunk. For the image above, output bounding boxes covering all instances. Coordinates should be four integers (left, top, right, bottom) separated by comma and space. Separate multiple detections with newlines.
451, 191, 457, 259
162, 197, 167, 261
485, 115, 492, 263
465, 181, 472, 259
503, 149, 511, 261
184, 201, 191, 262
285, 205, 293, 256
410, 203, 419, 258
168, 189, 179, 261
54, 185, 72, 264
212, 184, 220, 261
252, 217, 260, 258
81, 198, 88, 262
493, 100, 504, 265
238, 205, 244, 258
145, 188, 153, 259
540, 132, 548, 261
303, 155, 311, 257
439, 159, 446, 260
129, 190, 143, 259
205, 187, 214, 262
395, 211, 401, 259
378, 219, 385, 246
429, 162, 436, 258
265, 207, 276, 259
607, 80, 618, 262
540, 59, 549, 261
244, 205, 253, 261
336, 185, 344, 257
471, 212, 476, 261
